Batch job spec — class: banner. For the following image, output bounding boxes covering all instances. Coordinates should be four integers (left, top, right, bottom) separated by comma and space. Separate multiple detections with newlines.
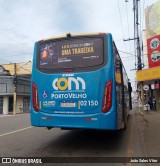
145, 1, 160, 39
147, 35, 160, 68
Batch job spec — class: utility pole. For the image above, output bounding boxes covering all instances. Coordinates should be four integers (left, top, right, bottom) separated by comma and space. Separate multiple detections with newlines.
133, 0, 144, 105
124, 0, 142, 70
134, 0, 142, 70
13, 63, 17, 115
124, 0, 144, 105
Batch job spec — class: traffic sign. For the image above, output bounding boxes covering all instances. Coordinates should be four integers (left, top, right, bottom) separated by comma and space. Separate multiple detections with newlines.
143, 85, 149, 91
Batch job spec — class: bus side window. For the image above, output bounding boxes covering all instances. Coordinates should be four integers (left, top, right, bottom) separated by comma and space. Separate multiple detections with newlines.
113, 42, 121, 82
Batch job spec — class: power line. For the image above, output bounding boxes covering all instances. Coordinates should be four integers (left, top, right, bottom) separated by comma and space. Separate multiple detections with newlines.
16, 61, 32, 71
118, 50, 135, 56
118, 50, 148, 58
19, 66, 32, 73
125, 0, 132, 52
117, 0, 127, 52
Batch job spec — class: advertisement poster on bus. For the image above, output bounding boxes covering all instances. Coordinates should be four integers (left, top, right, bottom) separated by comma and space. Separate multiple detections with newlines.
39, 38, 103, 68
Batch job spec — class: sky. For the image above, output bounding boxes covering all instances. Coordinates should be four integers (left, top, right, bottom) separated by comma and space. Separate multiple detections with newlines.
0, 0, 159, 89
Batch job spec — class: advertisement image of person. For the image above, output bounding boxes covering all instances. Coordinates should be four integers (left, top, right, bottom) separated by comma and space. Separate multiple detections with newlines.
41, 49, 48, 60
40, 49, 49, 65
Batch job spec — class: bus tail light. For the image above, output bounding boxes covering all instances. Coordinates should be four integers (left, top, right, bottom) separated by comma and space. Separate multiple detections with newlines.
32, 82, 39, 112
102, 80, 112, 113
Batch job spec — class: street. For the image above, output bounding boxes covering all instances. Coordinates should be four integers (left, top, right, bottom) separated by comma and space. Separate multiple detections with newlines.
0, 110, 156, 166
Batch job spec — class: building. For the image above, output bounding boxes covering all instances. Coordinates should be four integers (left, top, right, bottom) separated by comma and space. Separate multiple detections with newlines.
136, 1, 160, 111
0, 62, 32, 115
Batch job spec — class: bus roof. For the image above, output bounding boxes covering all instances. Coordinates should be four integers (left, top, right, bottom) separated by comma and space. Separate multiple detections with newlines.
39, 32, 108, 42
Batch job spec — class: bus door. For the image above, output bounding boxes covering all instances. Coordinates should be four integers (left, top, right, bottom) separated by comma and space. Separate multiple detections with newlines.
114, 44, 125, 129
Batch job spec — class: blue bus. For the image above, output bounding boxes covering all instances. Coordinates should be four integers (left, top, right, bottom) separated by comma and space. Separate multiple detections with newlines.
30, 32, 132, 130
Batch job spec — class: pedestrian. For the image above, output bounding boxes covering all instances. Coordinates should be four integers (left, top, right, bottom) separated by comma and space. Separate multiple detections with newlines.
152, 96, 157, 111
148, 97, 153, 111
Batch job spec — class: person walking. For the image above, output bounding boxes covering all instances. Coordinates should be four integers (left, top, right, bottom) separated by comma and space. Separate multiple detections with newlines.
148, 97, 153, 111
152, 96, 157, 111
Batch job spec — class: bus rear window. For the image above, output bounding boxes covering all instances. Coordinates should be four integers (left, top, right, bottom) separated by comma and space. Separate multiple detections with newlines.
38, 37, 104, 69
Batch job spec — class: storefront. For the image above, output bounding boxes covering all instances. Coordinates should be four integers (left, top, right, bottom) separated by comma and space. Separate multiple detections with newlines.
136, 66, 160, 111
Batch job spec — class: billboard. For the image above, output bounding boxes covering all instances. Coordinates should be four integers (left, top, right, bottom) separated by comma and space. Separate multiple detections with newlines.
145, 1, 160, 68
145, 1, 160, 39
147, 35, 160, 68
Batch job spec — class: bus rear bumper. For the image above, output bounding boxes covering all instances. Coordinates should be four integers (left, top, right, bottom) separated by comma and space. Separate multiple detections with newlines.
30, 111, 117, 130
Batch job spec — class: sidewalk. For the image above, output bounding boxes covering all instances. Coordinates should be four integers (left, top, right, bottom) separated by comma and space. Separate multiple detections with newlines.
136, 108, 160, 157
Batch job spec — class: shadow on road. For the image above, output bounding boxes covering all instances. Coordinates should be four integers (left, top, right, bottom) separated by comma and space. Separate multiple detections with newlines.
42, 116, 132, 157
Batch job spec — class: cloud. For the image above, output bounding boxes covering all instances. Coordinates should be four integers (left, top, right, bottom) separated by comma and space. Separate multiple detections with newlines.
0, 0, 156, 89
50, 0, 90, 33
0, 0, 61, 63
0, 0, 92, 64
0, 41, 33, 63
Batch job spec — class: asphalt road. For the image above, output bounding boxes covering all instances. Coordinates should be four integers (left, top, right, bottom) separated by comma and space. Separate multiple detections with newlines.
0, 111, 150, 166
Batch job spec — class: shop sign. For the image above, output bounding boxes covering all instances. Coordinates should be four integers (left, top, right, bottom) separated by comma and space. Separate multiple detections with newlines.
147, 35, 160, 68
143, 85, 149, 91
151, 84, 155, 89
155, 84, 160, 89
136, 66, 160, 82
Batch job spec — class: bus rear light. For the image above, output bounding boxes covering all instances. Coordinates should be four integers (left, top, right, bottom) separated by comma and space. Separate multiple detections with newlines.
102, 80, 112, 113
86, 118, 91, 121
32, 83, 39, 112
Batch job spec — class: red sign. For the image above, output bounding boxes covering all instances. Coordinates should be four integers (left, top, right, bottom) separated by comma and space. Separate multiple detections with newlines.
147, 35, 160, 68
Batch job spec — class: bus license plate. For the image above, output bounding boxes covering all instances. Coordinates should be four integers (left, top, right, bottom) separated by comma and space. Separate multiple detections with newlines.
61, 102, 76, 107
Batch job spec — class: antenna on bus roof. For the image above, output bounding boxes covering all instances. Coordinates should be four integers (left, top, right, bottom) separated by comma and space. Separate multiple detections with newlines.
66, 33, 71, 38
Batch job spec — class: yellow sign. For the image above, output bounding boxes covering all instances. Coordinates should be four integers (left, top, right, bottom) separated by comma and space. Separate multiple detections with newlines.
62, 47, 94, 56
136, 66, 160, 82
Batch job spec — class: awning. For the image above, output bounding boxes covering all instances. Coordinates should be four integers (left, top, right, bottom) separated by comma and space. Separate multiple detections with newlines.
136, 66, 160, 82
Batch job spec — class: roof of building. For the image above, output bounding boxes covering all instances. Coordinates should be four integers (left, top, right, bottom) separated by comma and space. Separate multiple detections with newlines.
2, 61, 32, 75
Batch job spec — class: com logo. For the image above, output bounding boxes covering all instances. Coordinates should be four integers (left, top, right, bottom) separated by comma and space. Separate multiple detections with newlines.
52, 77, 86, 91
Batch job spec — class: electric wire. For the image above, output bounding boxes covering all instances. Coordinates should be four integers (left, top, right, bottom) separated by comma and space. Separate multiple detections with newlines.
117, 0, 127, 52
125, 0, 132, 52
16, 61, 32, 71
117, 0, 136, 89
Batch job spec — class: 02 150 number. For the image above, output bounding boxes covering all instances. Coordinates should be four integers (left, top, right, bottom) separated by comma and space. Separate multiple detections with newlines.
80, 100, 98, 107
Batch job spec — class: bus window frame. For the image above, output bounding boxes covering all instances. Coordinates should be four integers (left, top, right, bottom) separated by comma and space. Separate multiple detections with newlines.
36, 34, 108, 74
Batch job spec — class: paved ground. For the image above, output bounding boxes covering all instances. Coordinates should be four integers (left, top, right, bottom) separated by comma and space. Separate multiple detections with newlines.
135, 108, 160, 157
0, 110, 160, 166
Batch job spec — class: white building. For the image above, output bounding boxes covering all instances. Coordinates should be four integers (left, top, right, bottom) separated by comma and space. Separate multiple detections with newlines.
0, 62, 31, 115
